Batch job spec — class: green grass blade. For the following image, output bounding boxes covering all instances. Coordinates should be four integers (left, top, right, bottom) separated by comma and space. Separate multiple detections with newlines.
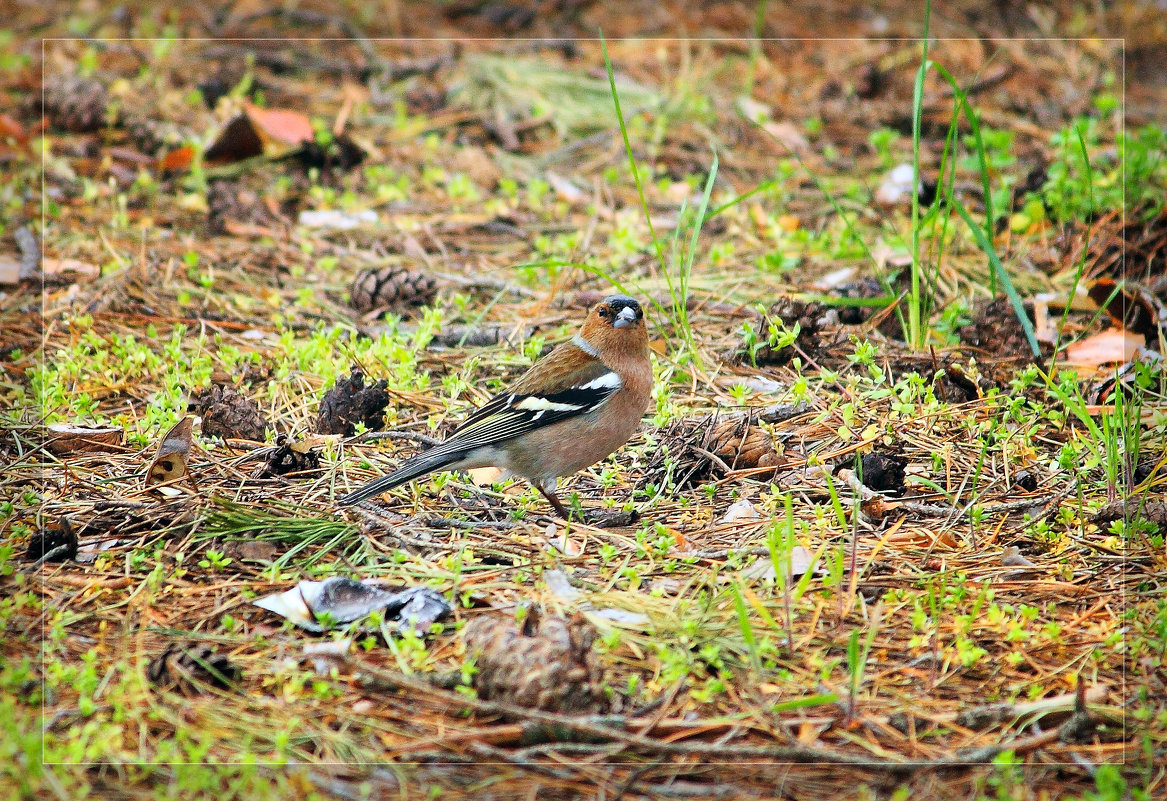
601, 33, 665, 274
908, 0, 934, 349
954, 202, 1041, 358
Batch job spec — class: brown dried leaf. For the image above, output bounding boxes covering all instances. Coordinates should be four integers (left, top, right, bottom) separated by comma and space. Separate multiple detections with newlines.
204, 115, 264, 165
46, 423, 123, 455
0, 257, 23, 285
157, 145, 195, 173
146, 417, 193, 486
1064, 329, 1142, 369
42, 258, 100, 280
243, 101, 315, 146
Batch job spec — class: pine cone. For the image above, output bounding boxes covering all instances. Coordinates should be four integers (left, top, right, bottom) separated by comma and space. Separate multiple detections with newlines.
350, 266, 438, 315
147, 643, 240, 694
737, 297, 826, 366
44, 74, 109, 133
25, 517, 77, 562
642, 411, 783, 491
123, 111, 188, 156
464, 610, 606, 713
189, 384, 269, 441
206, 180, 240, 235
706, 415, 780, 470
316, 370, 389, 435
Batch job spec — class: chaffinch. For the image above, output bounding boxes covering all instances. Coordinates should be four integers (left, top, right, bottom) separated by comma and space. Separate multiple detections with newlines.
338, 295, 654, 518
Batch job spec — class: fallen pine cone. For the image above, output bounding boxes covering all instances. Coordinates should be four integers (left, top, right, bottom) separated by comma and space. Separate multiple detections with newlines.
706, 415, 781, 471
642, 410, 783, 490
44, 74, 108, 133
316, 370, 389, 435
189, 384, 269, 441
147, 643, 240, 695
25, 517, 77, 563
463, 610, 606, 713
351, 265, 438, 316
251, 434, 321, 479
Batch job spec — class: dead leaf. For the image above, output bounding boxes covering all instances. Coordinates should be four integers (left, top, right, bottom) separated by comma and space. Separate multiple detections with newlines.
1064, 329, 1142, 369
157, 145, 194, 173
333, 95, 354, 138
735, 95, 771, 123
243, 102, 315, 146
204, 115, 264, 165
451, 145, 501, 187
0, 257, 21, 285
748, 202, 768, 235
468, 466, 504, 486
546, 171, 585, 204
814, 267, 858, 290
720, 498, 761, 523
545, 521, 582, 556
776, 214, 801, 232
42, 258, 100, 280
1087, 278, 1163, 341
0, 113, 27, 141
203, 102, 331, 167
146, 417, 193, 486
0, 113, 29, 151
761, 120, 810, 154
46, 423, 123, 455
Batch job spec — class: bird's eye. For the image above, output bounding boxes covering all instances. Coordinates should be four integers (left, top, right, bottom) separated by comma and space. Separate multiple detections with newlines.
597, 307, 609, 317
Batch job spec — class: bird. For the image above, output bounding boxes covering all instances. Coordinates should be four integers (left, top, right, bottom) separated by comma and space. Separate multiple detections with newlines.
337, 295, 653, 519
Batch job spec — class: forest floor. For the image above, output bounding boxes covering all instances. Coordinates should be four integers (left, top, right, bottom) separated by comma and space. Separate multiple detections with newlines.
2, 2, 1166, 799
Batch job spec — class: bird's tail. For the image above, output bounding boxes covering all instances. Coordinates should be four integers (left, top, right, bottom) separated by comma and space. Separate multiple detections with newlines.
336, 448, 467, 506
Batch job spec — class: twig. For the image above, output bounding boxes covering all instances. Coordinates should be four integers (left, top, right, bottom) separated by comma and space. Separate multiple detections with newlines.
841, 469, 1079, 521
690, 446, 734, 476
355, 430, 442, 448
351, 508, 462, 552
353, 660, 1041, 772
428, 270, 538, 298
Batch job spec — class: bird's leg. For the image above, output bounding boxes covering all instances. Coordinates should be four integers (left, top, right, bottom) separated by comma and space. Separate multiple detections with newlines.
537, 485, 574, 521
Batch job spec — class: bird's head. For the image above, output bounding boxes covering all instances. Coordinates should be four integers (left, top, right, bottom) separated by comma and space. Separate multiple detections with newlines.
580, 295, 649, 359
593, 295, 643, 329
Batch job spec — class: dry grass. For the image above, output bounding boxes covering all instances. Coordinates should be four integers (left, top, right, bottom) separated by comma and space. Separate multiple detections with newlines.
3, 4, 1166, 800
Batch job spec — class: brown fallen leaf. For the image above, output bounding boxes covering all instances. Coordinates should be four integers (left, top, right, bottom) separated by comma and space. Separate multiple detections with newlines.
157, 145, 194, 173
0, 258, 21, 285
146, 417, 194, 487
46, 423, 124, 455
1087, 278, 1163, 341
42, 258, 100, 280
204, 115, 264, 165
468, 466, 504, 486
203, 104, 338, 168
243, 101, 315, 146
1063, 329, 1142, 369
0, 112, 28, 146
761, 120, 810, 154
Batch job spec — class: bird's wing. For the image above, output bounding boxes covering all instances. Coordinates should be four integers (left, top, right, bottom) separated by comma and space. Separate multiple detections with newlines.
445, 357, 622, 451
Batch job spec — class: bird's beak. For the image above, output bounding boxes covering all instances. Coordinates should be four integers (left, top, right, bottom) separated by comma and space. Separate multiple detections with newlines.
613, 306, 638, 328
